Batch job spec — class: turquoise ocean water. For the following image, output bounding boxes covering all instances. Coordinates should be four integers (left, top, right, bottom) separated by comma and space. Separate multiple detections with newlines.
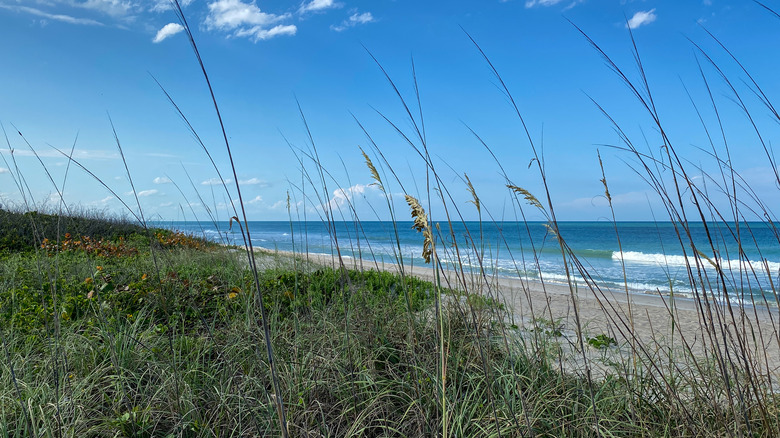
158, 220, 780, 305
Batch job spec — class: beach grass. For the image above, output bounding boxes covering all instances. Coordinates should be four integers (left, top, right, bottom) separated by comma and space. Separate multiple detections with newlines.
7, 213, 773, 437
3, 1, 780, 436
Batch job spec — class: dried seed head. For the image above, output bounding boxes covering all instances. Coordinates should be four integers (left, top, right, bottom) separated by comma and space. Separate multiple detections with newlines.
507, 185, 544, 211
405, 195, 433, 263
360, 147, 384, 193
465, 173, 480, 213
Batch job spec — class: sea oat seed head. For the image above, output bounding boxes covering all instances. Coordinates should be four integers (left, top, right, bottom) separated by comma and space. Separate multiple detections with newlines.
405, 195, 433, 263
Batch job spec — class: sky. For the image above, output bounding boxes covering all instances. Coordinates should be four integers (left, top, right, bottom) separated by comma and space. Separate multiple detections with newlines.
1, 0, 779, 223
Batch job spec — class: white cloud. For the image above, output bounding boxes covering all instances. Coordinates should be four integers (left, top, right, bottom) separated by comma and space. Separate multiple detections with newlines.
153, 22, 184, 43
627, 9, 657, 29
159, 201, 174, 207
524, 0, 565, 7
0, 4, 105, 26
151, 0, 194, 12
87, 195, 114, 206
0, 168, 8, 174
201, 177, 232, 185
235, 24, 296, 40
321, 183, 376, 210
153, 176, 172, 184
238, 177, 268, 186
331, 11, 374, 32
72, 0, 136, 18
299, 0, 341, 13
136, 189, 159, 197
247, 195, 262, 204
205, 0, 296, 41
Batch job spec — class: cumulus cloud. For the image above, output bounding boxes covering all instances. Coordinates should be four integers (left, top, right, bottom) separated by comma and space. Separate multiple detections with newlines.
153, 22, 184, 42
299, 0, 342, 13
627, 9, 657, 29
136, 189, 159, 197
205, 0, 296, 41
330, 11, 374, 32
153, 176, 172, 184
247, 195, 263, 204
0, 4, 104, 25
321, 183, 376, 210
201, 177, 232, 185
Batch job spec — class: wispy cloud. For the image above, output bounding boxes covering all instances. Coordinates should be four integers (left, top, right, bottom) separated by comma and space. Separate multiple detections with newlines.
201, 177, 232, 185
153, 22, 184, 43
247, 195, 263, 204
153, 176, 172, 184
205, 0, 296, 41
299, 0, 342, 14
136, 189, 159, 197
71, 0, 135, 18
627, 9, 657, 29
524, 0, 565, 7
0, 4, 105, 26
238, 177, 269, 186
143, 152, 178, 158
330, 10, 374, 32
87, 195, 114, 206
151, 0, 194, 12
0, 167, 8, 174
523, 0, 582, 10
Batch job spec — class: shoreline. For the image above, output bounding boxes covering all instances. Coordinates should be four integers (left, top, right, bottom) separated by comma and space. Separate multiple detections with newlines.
250, 245, 780, 378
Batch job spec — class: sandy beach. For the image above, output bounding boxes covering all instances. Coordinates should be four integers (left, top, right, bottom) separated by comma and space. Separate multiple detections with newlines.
251, 246, 780, 381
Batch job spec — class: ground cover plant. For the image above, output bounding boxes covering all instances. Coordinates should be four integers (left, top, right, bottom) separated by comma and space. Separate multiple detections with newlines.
3, 2, 780, 437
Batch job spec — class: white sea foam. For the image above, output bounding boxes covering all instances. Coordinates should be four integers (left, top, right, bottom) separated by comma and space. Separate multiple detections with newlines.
613, 251, 780, 273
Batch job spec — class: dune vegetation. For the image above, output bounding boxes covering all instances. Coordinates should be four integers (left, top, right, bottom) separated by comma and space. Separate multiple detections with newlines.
3, 2, 780, 437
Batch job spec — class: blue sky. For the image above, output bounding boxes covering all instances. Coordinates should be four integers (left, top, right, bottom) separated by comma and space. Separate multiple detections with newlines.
1, 0, 779, 223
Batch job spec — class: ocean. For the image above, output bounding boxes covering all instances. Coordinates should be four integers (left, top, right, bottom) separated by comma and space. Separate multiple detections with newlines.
157, 220, 780, 305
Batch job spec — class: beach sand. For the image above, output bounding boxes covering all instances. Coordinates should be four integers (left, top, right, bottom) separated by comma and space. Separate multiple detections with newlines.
250, 246, 780, 382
